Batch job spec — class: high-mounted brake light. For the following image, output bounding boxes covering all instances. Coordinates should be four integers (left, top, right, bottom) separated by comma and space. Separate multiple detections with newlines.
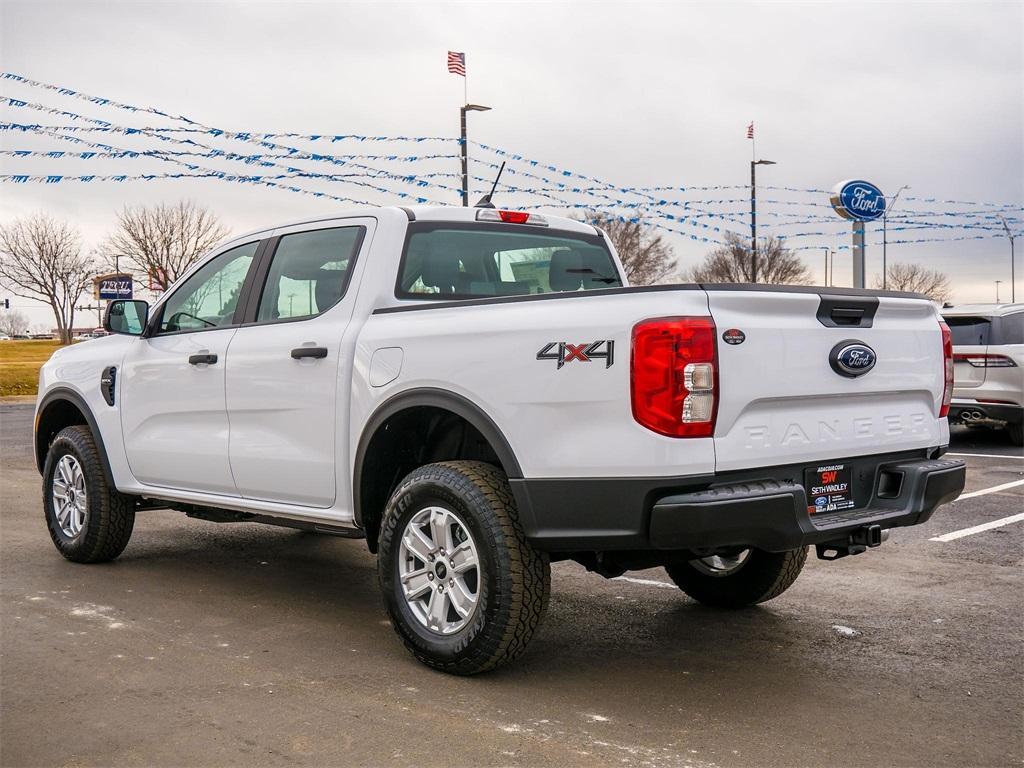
631, 317, 718, 438
475, 209, 548, 226
939, 320, 953, 418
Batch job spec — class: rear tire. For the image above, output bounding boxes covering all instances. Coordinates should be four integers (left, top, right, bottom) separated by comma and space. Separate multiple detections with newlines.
42, 425, 135, 563
1006, 422, 1023, 447
665, 547, 807, 608
378, 461, 550, 675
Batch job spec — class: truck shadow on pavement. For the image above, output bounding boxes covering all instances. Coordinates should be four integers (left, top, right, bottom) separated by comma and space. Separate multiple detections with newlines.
84, 515, 821, 681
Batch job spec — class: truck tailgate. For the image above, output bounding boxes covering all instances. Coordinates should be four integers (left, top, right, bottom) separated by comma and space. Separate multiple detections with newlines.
707, 290, 946, 472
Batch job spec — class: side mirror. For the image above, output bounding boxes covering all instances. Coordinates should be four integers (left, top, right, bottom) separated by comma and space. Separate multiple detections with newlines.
104, 300, 149, 336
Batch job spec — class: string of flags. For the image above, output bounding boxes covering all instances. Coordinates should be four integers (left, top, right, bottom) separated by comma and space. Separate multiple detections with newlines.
1, 72, 1021, 250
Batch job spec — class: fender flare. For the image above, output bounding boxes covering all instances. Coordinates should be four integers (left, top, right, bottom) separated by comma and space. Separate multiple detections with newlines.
352, 387, 522, 528
35, 387, 116, 487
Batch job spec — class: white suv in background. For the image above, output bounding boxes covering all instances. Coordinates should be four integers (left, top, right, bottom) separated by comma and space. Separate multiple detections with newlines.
942, 303, 1024, 446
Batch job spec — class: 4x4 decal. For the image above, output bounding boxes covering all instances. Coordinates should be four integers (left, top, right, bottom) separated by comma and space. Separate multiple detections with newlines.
536, 340, 615, 369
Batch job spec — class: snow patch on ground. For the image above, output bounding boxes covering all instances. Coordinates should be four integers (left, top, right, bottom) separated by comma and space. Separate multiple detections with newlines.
70, 603, 125, 629
832, 624, 862, 638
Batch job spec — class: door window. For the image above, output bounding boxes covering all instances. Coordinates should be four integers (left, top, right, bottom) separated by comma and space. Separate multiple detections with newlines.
255, 227, 363, 323
157, 242, 259, 333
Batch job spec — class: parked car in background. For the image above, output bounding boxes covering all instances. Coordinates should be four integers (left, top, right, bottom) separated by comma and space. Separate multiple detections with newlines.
941, 303, 1024, 446
0, 333, 11, 341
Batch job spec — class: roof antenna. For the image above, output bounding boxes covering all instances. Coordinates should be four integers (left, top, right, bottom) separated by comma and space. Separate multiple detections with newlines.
474, 161, 505, 209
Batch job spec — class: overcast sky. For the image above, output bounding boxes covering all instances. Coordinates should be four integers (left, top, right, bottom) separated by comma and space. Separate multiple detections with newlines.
1, 0, 1022, 329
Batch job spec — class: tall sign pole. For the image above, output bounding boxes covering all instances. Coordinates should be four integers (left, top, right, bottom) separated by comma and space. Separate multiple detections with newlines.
830, 180, 886, 289
750, 159, 757, 282
852, 221, 866, 289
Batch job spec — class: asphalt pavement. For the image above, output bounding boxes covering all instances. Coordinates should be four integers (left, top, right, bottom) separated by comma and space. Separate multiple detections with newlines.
1, 403, 1021, 767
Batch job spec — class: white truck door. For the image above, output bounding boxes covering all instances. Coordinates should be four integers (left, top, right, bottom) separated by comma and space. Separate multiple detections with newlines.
120, 240, 262, 496
225, 220, 373, 508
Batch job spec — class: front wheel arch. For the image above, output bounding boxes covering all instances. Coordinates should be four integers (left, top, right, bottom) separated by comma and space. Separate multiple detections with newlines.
35, 389, 115, 487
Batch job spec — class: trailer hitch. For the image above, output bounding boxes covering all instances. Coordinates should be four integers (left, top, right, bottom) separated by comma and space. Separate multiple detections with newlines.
816, 525, 888, 561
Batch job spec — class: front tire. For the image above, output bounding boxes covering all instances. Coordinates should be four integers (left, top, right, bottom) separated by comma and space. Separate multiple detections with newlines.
378, 461, 550, 675
665, 547, 807, 608
42, 425, 135, 563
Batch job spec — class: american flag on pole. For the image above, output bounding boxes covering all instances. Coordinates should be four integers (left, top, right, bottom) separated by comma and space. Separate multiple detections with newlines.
447, 51, 466, 77
747, 122, 754, 139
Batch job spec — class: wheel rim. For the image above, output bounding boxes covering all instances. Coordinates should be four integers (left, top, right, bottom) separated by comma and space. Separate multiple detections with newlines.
52, 454, 87, 538
690, 549, 751, 577
398, 505, 480, 635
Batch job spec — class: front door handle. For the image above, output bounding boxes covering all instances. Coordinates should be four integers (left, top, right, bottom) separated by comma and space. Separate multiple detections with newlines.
291, 346, 328, 360
188, 353, 218, 365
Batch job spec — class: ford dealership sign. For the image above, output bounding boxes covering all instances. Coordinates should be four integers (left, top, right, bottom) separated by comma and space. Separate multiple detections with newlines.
830, 180, 886, 222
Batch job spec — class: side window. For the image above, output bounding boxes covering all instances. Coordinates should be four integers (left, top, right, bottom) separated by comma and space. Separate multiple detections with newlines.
255, 227, 363, 323
993, 313, 1024, 345
158, 242, 259, 333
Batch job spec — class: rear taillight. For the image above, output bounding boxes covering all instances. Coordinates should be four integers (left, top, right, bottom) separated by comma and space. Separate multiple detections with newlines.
939, 321, 953, 418
953, 353, 1018, 368
631, 317, 718, 438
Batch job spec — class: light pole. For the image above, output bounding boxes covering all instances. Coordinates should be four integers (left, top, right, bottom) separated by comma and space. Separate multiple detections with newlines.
996, 280, 1002, 303
750, 159, 776, 282
460, 103, 491, 206
821, 247, 831, 287
997, 215, 1016, 303
882, 184, 909, 290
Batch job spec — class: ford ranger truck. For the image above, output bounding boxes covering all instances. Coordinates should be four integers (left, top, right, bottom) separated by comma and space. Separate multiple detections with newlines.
33, 206, 966, 674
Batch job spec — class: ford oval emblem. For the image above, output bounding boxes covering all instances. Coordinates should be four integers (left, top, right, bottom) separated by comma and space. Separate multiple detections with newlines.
830, 180, 886, 222
829, 341, 876, 378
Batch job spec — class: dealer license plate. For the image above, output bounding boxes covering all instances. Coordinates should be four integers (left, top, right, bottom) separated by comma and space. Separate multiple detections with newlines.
805, 463, 855, 514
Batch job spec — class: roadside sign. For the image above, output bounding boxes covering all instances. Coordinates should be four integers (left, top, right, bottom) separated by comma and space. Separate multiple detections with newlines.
94, 273, 133, 300
830, 180, 886, 222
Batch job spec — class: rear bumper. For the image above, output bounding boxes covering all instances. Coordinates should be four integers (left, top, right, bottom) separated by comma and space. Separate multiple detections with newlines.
648, 457, 964, 552
949, 400, 1023, 425
511, 449, 964, 553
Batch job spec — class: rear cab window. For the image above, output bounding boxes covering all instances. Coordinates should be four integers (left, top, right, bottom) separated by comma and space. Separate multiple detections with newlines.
396, 223, 622, 300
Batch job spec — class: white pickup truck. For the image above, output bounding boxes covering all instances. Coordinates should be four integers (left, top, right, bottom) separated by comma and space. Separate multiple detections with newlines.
34, 205, 965, 674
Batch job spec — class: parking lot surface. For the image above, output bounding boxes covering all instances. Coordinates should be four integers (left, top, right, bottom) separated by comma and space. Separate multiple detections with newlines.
1, 403, 1021, 767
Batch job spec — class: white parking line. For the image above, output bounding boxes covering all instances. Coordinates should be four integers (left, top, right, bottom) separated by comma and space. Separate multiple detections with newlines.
948, 452, 1024, 460
930, 512, 1024, 542
953, 478, 1024, 501
929, 479, 1024, 542
612, 576, 676, 589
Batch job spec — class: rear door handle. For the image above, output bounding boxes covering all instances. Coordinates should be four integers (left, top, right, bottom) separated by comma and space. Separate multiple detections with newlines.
188, 353, 218, 365
291, 346, 328, 360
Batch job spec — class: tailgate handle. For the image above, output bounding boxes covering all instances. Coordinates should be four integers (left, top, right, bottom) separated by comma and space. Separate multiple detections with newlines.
830, 307, 865, 326
816, 294, 878, 328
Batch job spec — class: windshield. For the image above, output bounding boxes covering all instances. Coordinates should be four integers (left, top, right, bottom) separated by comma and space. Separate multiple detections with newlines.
397, 224, 622, 299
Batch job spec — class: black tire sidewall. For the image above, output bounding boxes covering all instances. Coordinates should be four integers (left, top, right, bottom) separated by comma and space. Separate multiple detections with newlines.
379, 469, 508, 665
42, 429, 100, 556
667, 547, 806, 608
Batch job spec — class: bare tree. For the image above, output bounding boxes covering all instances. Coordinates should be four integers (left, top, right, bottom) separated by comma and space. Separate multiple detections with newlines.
873, 263, 951, 303
580, 212, 678, 285
0, 309, 30, 336
0, 214, 95, 344
686, 232, 812, 285
101, 200, 229, 291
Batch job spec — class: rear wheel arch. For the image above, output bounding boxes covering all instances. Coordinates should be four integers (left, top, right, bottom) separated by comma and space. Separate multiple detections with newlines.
35, 389, 114, 487
354, 388, 523, 552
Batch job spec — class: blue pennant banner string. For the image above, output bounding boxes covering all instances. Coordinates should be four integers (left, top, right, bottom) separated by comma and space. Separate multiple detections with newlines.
3, 73, 1022, 245
0, 144, 460, 163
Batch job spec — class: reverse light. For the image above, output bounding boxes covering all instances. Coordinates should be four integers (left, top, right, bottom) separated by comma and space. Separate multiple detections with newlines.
939, 321, 953, 418
475, 209, 548, 226
953, 353, 1018, 368
631, 317, 718, 438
